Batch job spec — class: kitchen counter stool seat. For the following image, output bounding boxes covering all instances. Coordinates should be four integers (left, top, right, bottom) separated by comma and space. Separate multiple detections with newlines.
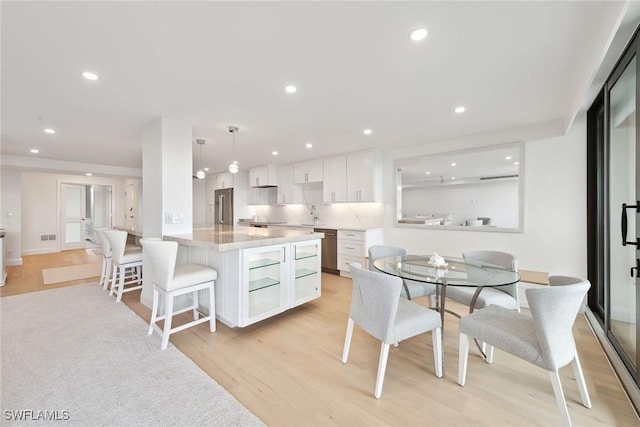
141, 239, 216, 350
103, 230, 143, 302
95, 228, 141, 293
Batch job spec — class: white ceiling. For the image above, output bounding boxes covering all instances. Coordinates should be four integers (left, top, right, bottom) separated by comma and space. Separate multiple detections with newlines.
1, 1, 637, 176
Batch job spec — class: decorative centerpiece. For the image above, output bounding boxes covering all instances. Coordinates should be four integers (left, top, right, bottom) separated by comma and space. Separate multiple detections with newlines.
428, 253, 448, 269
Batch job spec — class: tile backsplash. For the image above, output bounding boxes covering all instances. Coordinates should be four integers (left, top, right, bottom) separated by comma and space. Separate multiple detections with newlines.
251, 184, 384, 229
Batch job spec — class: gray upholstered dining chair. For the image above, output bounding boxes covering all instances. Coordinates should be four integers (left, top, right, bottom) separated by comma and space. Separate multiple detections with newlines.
341, 263, 442, 399
446, 250, 519, 312
368, 245, 437, 303
457, 277, 592, 427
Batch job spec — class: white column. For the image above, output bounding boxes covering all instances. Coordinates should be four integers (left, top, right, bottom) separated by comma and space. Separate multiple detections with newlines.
141, 118, 193, 307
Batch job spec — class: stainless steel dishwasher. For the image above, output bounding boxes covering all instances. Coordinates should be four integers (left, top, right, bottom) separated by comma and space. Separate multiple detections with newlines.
314, 228, 338, 275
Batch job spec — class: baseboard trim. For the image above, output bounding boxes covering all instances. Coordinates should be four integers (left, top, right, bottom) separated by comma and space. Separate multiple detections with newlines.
22, 248, 58, 256
6, 257, 23, 266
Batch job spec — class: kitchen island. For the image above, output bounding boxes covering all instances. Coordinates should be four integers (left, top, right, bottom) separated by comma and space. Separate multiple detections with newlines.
163, 226, 324, 327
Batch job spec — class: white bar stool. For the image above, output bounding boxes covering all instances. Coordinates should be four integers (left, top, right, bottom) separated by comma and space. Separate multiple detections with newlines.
93, 228, 112, 290
141, 239, 217, 350
103, 230, 143, 302
95, 228, 141, 293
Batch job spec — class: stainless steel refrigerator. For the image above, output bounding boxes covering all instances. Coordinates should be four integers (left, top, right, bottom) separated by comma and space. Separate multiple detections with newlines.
214, 188, 234, 225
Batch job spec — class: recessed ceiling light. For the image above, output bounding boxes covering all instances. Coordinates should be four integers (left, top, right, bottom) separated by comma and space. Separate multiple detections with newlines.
82, 71, 99, 81
204, 167, 209, 172
363, 129, 372, 135
425, 171, 430, 175
451, 162, 456, 167
514, 161, 520, 165
451, 177, 456, 180
44, 128, 55, 134
306, 143, 313, 148
272, 151, 278, 156
85, 172, 93, 176
409, 28, 428, 41
30, 148, 39, 154
505, 156, 512, 160
285, 85, 297, 94
454, 106, 466, 114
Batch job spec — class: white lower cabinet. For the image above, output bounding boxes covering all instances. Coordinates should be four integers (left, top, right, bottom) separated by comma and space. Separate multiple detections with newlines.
244, 245, 288, 324
337, 229, 383, 276
291, 240, 322, 306
196, 239, 322, 327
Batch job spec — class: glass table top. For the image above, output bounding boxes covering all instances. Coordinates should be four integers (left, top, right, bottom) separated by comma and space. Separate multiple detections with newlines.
372, 254, 520, 288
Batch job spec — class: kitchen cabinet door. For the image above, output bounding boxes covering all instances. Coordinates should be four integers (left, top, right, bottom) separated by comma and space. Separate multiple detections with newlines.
215, 172, 234, 189
294, 160, 323, 184
346, 151, 378, 202
242, 244, 288, 325
277, 165, 301, 204
322, 156, 347, 203
250, 165, 277, 187
290, 239, 321, 306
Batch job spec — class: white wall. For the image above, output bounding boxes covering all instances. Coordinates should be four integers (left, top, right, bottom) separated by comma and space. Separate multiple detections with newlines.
383, 112, 588, 277
1, 169, 23, 265
122, 178, 143, 230
19, 171, 127, 255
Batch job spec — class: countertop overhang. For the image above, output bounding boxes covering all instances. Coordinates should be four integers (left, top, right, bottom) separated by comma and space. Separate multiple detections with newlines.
164, 226, 324, 251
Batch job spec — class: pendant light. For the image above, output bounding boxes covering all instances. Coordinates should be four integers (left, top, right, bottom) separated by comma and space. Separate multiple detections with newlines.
228, 126, 239, 174
195, 139, 206, 180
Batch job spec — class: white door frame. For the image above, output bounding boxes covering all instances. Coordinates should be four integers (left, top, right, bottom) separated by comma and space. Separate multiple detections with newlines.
60, 183, 87, 250
58, 181, 116, 251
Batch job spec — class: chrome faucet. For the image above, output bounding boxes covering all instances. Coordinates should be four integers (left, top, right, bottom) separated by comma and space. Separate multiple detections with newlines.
310, 205, 319, 224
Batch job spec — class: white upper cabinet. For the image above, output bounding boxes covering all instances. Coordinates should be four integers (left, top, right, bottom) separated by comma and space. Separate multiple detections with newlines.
322, 156, 347, 203
215, 172, 234, 189
249, 165, 277, 187
346, 151, 381, 202
294, 160, 323, 184
277, 165, 301, 205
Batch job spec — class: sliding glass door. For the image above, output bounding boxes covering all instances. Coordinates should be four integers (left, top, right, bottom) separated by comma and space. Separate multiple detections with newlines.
608, 52, 638, 375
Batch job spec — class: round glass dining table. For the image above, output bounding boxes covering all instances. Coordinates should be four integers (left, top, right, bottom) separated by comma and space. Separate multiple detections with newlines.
372, 254, 520, 324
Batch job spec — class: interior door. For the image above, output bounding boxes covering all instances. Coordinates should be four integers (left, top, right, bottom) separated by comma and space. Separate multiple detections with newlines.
61, 183, 86, 250
608, 52, 638, 379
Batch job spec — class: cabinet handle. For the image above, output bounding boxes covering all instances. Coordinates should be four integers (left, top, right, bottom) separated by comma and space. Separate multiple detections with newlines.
283, 247, 286, 262
345, 246, 355, 250
305, 172, 308, 182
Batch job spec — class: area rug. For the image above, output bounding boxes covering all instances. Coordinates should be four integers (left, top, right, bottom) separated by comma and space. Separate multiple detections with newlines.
41, 262, 102, 285
0, 284, 265, 426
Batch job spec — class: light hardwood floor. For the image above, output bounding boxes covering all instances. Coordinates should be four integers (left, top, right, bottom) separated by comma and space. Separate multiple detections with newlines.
4, 250, 639, 426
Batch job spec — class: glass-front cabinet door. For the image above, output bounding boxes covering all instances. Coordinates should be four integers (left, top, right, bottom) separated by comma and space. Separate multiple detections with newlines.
607, 47, 639, 380
291, 240, 321, 307
243, 244, 287, 326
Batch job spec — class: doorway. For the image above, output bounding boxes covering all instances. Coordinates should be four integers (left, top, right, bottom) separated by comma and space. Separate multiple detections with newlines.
60, 183, 113, 250
587, 26, 640, 394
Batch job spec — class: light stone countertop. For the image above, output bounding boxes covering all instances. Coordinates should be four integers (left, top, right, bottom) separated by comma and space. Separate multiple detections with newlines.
163, 226, 324, 252
114, 226, 143, 237
269, 223, 383, 232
